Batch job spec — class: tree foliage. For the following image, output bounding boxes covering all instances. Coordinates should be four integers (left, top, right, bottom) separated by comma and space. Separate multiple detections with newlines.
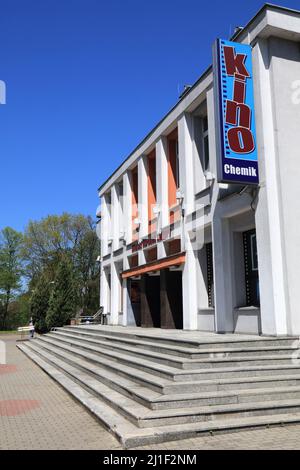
0, 213, 100, 331
23, 213, 100, 315
0, 227, 23, 329
30, 273, 51, 333
46, 256, 77, 329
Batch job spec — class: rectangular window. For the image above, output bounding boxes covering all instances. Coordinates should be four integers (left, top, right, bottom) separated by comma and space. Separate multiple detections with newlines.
202, 116, 209, 172
243, 229, 260, 306
206, 242, 214, 307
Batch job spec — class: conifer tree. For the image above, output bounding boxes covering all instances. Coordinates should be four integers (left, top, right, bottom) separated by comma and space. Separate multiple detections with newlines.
46, 257, 77, 329
30, 273, 51, 333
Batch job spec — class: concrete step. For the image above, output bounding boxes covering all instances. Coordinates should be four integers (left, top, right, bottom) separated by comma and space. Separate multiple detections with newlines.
51, 330, 300, 367
33, 337, 170, 394
36, 335, 300, 384
49, 333, 300, 369
136, 399, 300, 428
36, 335, 181, 381
24, 338, 300, 412
18, 341, 300, 429
61, 326, 298, 350
27, 337, 300, 401
50, 331, 194, 369
20, 341, 159, 425
17, 341, 300, 448
54, 329, 299, 359
26, 338, 300, 400
151, 386, 300, 409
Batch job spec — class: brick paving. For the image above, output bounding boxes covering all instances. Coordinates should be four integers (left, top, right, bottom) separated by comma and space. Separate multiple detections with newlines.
0, 335, 121, 450
134, 425, 300, 450
1, 334, 300, 450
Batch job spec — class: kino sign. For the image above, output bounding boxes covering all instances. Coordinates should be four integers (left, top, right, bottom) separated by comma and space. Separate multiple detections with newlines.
213, 39, 259, 184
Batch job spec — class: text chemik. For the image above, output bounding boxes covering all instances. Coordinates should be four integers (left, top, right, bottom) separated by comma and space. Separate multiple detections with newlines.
224, 164, 257, 176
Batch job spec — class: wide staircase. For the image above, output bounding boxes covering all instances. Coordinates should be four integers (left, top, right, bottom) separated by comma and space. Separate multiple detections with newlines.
17, 326, 300, 448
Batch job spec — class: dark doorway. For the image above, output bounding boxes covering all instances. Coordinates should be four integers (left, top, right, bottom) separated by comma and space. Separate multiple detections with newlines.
161, 269, 183, 329
141, 274, 161, 327
130, 279, 141, 326
243, 229, 260, 306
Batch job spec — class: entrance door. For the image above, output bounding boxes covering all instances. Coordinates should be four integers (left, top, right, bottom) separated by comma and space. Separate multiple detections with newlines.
130, 280, 141, 326
160, 269, 183, 329
141, 274, 161, 327
243, 229, 260, 306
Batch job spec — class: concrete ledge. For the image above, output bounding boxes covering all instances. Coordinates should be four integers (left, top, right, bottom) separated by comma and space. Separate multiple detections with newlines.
233, 307, 261, 335
197, 309, 215, 331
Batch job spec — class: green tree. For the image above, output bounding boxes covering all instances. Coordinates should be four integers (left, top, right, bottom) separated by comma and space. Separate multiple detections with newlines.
0, 227, 23, 329
73, 229, 100, 314
46, 257, 77, 329
30, 273, 52, 333
22, 213, 100, 315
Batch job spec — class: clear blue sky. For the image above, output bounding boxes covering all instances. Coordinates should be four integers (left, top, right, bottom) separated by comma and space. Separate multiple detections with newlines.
0, 0, 298, 232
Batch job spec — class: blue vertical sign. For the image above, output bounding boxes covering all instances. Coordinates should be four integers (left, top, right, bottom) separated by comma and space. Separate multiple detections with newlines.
213, 39, 259, 184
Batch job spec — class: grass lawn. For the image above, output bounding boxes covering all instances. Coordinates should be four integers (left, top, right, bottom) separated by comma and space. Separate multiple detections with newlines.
0, 331, 18, 335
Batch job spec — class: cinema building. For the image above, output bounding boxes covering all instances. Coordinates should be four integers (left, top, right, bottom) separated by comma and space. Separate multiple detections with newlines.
97, 4, 300, 337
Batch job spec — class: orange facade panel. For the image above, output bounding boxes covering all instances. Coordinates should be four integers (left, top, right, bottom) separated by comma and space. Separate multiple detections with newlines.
131, 167, 138, 241
147, 150, 157, 235
167, 129, 178, 221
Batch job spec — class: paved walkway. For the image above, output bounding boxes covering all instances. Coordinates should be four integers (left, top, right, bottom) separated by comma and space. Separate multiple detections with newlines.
0, 335, 121, 450
1, 334, 300, 450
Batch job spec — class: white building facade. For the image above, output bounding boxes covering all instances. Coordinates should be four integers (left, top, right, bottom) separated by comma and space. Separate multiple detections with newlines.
97, 4, 300, 336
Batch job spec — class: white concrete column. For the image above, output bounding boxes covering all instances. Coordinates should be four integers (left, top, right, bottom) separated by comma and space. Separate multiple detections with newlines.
212, 217, 234, 333
122, 278, 128, 326
177, 113, 198, 329
206, 87, 217, 177
110, 261, 120, 325
101, 194, 110, 257
182, 235, 198, 330
111, 184, 120, 252
156, 137, 169, 230
156, 137, 168, 259
138, 155, 148, 240
252, 39, 288, 335
197, 247, 209, 309
100, 266, 110, 314
178, 113, 195, 216
137, 155, 148, 266
123, 171, 132, 246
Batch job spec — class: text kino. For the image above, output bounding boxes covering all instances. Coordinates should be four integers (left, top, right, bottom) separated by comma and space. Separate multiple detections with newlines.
223, 45, 254, 154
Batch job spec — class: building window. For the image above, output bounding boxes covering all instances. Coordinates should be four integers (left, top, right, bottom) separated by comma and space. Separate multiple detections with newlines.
243, 229, 260, 306
202, 116, 209, 172
206, 242, 214, 308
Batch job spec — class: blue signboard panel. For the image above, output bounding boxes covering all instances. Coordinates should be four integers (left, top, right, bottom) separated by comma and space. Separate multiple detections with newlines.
213, 39, 259, 184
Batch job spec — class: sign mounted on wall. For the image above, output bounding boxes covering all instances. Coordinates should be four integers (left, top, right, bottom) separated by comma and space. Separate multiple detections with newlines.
213, 39, 259, 184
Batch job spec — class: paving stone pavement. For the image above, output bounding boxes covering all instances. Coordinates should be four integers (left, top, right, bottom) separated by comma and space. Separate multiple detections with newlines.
1, 334, 300, 450
0, 335, 122, 450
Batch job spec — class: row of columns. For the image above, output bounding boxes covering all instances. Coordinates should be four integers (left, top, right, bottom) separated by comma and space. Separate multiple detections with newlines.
100, 89, 217, 331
